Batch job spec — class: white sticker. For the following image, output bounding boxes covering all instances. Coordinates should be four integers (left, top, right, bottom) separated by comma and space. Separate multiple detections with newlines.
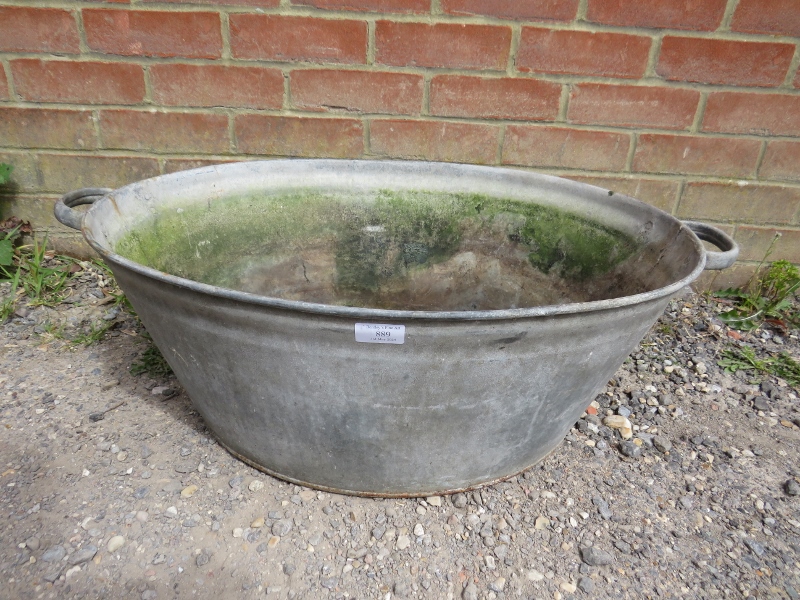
355, 323, 405, 344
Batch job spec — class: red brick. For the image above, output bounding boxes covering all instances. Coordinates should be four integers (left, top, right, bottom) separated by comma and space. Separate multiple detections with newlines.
0, 7, 80, 53
151, 64, 283, 109
292, 0, 428, 12
0, 69, 8, 101
291, 70, 423, 115
375, 22, 511, 70
657, 37, 793, 88
100, 111, 229, 154
633, 134, 760, 178
517, 29, 651, 78
568, 84, 699, 130
163, 159, 240, 175
0, 108, 97, 150
231, 15, 366, 64
586, 0, 726, 30
83, 9, 222, 59
760, 141, 800, 183
441, 0, 578, 21
731, 0, 800, 37
141, 0, 277, 5
370, 120, 498, 163
566, 176, 679, 214
703, 92, 800, 137
677, 182, 800, 225
11, 59, 145, 105
429, 75, 560, 121
735, 226, 800, 263
502, 126, 630, 171
236, 116, 363, 157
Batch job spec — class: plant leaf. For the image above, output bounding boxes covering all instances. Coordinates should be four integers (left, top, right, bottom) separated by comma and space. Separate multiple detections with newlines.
0, 164, 12, 186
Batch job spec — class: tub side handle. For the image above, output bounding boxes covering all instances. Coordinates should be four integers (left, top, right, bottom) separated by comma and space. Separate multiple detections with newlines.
682, 221, 739, 271
54, 188, 113, 230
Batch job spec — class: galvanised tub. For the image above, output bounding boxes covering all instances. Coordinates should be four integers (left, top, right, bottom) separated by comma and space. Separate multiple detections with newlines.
55, 160, 737, 496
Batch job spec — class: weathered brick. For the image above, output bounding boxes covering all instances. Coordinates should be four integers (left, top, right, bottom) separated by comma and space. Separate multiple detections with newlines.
502, 126, 630, 171
100, 111, 230, 154
565, 176, 679, 214
11, 59, 146, 105
0, 195, 71, 231
586, 0, 726, 30
291, 70, 423, 115
430, 75, 561, 121
694, 263, 756, 292
370, 120, 498, 163
163, 159, 240, 175
735, 226, 800, 263
517, 29, 651, 78
568, 84, 699, 130
633, 134, 760, 178
441, 0, 578, 21
0, 108, 97, 150
731, 0, 800, 37
760, 141, 800, 183
677, 182, 800, 225
0, 7, 80, 53
0, 152, 159, 194
657, 37, 794, 87
141, 0, 277, 5
83, 9, 222, 59
375, 22, 511, 70
231, 15, 366, 64
292, 0, 428, 12
703, 92, 800, 137
236, 116, 363, 157
151, 64, 283, 109
0, 69, 9, 101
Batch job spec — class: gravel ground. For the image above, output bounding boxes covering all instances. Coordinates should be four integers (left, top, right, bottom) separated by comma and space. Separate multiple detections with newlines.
2, 262, 800, 600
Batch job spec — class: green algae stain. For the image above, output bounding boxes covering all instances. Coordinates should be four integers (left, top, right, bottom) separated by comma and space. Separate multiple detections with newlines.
114, 189, 639, 306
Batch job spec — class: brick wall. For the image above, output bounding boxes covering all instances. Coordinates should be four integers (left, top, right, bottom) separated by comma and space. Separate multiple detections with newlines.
1, 0, 799, 289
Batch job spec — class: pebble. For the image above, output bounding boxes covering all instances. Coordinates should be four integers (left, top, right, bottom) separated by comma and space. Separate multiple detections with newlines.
25, 537, 40, 551
248, 480, 264, 492
413, 523, 425, 536
620, 441, 642, 458
107, 536, 125, 553
785, 479, 800, 496
580, 546, 614, 566
603, 415, 633, 439
251, 517, 265, 529
462, 582, 478, 600
489, 577, 506, 592
653, 436, 672, 453
578, 577, 594, 593
41, 545, 66, 563
528, 569, 544, 581
68, 545, 98, 566
180, 484, 198, 498
233, 528, 244, 538
272, 519, 293, 537
452, 493, 468, 508
165, 506, 178, 518
396, 535, 411, 550
426, 496, 442, 507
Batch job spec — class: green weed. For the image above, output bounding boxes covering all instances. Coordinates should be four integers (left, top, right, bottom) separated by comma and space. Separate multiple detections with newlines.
131, 334, 173, 378
719, 345, 800, 387
69, 320, 116, 347
716, 258, 800, 331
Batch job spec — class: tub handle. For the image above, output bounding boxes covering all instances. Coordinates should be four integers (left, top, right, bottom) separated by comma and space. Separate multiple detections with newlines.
682, 221, 739, 271
54, 188, 113, 230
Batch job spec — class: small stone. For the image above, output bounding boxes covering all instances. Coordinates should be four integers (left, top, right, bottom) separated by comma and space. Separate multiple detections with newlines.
232, 528, 243, 538
528, 569, 545, 581
785, 479, 800, 496
578, 577, 594, 593
393, 581, 410, 598
560, 581, 577, 594
426, 496, 442, 507
65, 565, 81, 578
320, 577, 338, 589
165, 506, 178, 518
25, 537, 40, 551
69, 545, 98, 566
413, 523, 425, 536
653, 436, 672, 453
117, 451, 128, 461
754, 396, 771, 411
228, 475, 243, 488
107, 535, 125, 553
250, 517, 265, 529
489, 577, 506, 593
180, 485, 198, 498
452, 493, 468, 508
196, 553, 210, 567
133, 486, 150, 499
248, 480, 264, 493
136, 511, 149, 523
580, 546, 614, 566
462, 582, 478, 600
299, 490, 316, 502
141, 445, 153, 459
283, 563, 296, 576
603, 415, 633, 439
271, 519, 292, 537
267, 536, 280, 548
620, 441, 642, 458
41, 545, 66, 563
534, 516, 550, 530
396, 535, 411, 550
